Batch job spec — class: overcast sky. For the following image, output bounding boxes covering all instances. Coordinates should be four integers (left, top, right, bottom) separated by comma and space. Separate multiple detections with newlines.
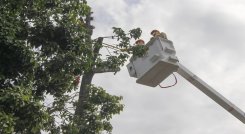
88, 0, 245, 133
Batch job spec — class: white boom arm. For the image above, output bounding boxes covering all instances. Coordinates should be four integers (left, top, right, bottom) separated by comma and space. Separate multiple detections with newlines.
177, 63, 245, 123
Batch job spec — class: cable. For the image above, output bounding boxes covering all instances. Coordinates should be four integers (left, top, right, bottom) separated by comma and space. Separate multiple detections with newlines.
95, 32, 131, 40
105, 46, 112, 56
102, 43, 121, 51
101, 35, 118, 39
95, 35, 118, 40
159, 73, 178, 88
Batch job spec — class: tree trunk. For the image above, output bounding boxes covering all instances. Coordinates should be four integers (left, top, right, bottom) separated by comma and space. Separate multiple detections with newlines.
74, 11, 95, 117
73, 12, 105, 118
74, 71, 94, 116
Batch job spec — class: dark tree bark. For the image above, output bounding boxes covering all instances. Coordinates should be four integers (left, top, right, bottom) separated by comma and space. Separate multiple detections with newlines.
74, 71, 94, 116
74, 13, 103, 117
74, 12, 118, 118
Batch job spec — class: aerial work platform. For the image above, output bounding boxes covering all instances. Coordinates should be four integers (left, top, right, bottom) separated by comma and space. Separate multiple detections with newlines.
127, 37, 179, 87
127, 32, 245, 124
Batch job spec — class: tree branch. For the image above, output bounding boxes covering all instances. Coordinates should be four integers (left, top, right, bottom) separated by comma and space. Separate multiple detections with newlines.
93, 37, 103, 62
93, 67, 120, 74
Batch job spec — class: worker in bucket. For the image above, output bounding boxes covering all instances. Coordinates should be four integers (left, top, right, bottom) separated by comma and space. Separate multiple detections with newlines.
151, 30, 168, 39
135, 39, 145, 45
121, 39, 145, 52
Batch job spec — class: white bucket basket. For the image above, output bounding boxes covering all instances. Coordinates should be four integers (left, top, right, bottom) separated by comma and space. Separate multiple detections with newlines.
127, 37, 179, 87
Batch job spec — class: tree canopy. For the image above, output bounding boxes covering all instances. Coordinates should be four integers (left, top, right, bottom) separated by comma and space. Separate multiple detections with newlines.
0, 0, 147, 133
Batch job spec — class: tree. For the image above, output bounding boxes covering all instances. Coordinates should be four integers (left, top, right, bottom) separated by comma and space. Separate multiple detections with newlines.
0, 0, 147, 133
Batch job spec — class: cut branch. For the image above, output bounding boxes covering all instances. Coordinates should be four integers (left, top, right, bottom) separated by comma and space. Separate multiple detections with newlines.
93, 67, 120, 74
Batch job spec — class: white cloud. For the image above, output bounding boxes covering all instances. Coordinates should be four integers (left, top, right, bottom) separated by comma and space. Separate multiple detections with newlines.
89, 0, 245, 133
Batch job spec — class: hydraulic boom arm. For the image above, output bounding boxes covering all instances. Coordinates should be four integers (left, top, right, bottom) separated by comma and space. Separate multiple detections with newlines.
177, 63, 245, 123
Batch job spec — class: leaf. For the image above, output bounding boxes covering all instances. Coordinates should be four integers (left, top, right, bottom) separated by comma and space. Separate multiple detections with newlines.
129, 28, 142, 40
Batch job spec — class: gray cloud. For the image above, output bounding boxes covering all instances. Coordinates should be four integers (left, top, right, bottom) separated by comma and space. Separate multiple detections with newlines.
124, 0, 141, 6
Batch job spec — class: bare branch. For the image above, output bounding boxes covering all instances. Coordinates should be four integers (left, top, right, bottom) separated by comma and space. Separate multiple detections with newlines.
93, 67, 120, 74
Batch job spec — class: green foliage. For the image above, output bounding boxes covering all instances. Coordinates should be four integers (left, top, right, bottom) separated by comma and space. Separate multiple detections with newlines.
129, 28, 142, 40
0, 0, 92, 133
0, 0, 145, 133
0, 85, 50, 133
79, 85, 123, 133
131, 45, 149, 57
0, 112, 15, 134
96, 27, 146, 73
60, 85, 123, 134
